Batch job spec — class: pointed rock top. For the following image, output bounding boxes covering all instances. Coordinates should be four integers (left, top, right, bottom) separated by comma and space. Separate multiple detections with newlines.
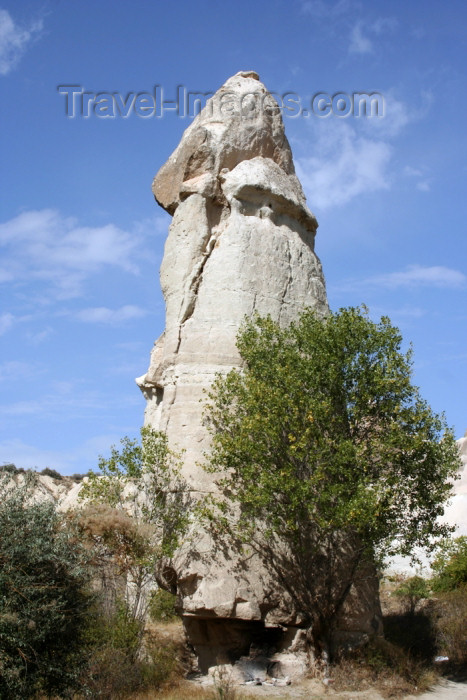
152, 71, 295, 214
234, 70, 260, 80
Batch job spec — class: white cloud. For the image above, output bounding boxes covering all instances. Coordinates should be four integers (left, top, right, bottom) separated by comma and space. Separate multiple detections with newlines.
365, 92, 432, 139
0, 209, 144, 298
349, 22, 373, 54
26, 327, 54, 345
0, 312, 14, 335
372, 265, 466, 289
295, 87, 433, 210
416, 181, 431, 192
404, 166, 423, 177
0, 360, 37, 382
369, 305, 427, 321
335, 266, 466, 296
349, 17, 397, 55
76, 305, 147, 325
0, 9, 43, 76
0, 383, 109, 419
373, 96, 409, 136
403, 165, 432, 192
0, 434, 123, 473
296, 121, 391, 209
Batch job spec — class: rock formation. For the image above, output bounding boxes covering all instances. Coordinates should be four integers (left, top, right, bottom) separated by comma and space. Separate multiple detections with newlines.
138, 71, 327, 489
137, 71, 378, 672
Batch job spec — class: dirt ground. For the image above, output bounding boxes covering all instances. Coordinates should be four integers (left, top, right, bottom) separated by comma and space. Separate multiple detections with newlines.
404, 679, 467, 700
189, 676, 467, 700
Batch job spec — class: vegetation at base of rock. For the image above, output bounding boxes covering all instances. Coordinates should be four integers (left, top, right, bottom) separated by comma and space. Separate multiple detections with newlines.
0, 473, 93, 699
80, 426, 192, 564
381, 570, 467, 671
2, 466, 467, 698
332, 636, 438, 698
77, 426, 194, 684
149, 588, 179, 621
203, 307, 461, 656
431, 587, 467, 665
82, 602, 184, 698
74, 502, 158, 624
0, 470, 187, 699
391, 575, 431, 615
431, 536, 467, 591
331, 575, 467, 696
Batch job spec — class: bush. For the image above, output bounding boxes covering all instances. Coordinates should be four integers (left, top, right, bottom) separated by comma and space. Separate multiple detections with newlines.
0, 475, 93, 699
71, 472, 87, 481
431, 588, 467, 665
332, 637, 437, 697
392, 575, 431, 615
0, 463, 26, 474
149, 588, 178, 622
431, 537, 467, 592
85, 599, 144, 661
40, 466, 63, 480
83, 602, 182, 698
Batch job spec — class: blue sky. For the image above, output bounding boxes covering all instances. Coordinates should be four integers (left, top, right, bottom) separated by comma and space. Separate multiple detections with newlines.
1, 0, 466, 475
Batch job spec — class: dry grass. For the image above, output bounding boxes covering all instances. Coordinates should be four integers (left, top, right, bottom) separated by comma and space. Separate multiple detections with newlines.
120, 682, 261, 700
332, 638, 438, 698
431, 587, 467, 666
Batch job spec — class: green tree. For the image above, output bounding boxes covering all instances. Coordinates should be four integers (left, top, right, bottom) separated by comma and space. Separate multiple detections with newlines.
431, 536, 467, 591
392, 575, 431, 614
203, 307, 460, 658
0, 474, 93, 699
80, 427, 192, 610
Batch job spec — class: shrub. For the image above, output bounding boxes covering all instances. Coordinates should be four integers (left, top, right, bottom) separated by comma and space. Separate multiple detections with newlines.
80, 427, 194, 574
392, 575, 431, 615
40, 466, 63, 480
431, 588, 467, 665
431, 536, 467, 592
85, 599, 144, 661
0, 463, 25, 474
75, 503, 156, 621
71, 472, 86, 481
332, 637, 437, 697
149, 588, 178, 622
0, 475, 93, 699
83, 603, 182, 698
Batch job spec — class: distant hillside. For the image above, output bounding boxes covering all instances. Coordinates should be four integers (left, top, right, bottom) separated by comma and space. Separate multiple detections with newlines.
0, 464, 86, 511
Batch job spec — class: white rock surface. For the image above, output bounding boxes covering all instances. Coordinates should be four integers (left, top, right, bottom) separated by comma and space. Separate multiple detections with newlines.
0, 471, 85, 510
446, 432, 467, 535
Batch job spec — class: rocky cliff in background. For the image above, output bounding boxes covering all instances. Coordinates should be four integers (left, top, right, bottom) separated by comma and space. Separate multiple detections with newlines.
441, 432, 467, 536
